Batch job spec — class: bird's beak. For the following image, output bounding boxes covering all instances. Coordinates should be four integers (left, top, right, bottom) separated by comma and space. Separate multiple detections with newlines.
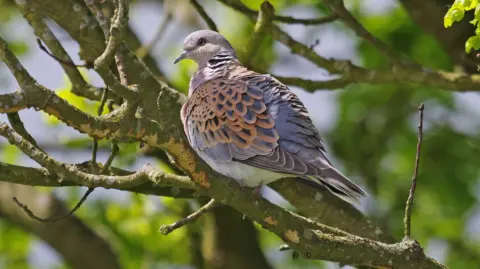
174, 51, 188, 64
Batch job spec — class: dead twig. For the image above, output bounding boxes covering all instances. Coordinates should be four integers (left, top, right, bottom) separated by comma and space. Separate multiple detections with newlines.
12, 188, 94, 222
404, 103, 425, 238
159, 199, 218, 235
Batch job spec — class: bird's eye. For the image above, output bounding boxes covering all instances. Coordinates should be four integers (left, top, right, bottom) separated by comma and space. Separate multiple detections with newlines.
197, 38, 206, 46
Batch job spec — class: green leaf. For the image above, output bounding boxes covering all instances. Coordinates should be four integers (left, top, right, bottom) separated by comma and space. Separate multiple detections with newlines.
459, 0, 475, 9
465, 36, 480, 52
444, 10, 455, 28
475, 28, 480, 36
475, 3, 480, 19
452, 9, 465, 22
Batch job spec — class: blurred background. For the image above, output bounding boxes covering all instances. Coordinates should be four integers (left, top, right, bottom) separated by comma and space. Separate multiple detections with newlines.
0, 0, 479, 268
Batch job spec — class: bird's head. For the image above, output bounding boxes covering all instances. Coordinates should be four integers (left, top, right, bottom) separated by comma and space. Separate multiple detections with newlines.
174, 30, 237, 66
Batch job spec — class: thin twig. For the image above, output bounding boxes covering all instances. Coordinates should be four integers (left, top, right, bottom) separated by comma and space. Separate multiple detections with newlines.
218, 0, 342, 74
190, 0, 218, 31
159, 199, 217, 235
91, 140, 98, 164
404, 103, 424, 238
89, 86, 111, 209
12, 188, 94, 222
7, 113, 40, 149
218, 0, 338, 25
36, 38, 93, 68
309, 39, 320, 50
98, 86, 110, 116
102, 143, 119, 173
92, 88, 109, 165
324, 0, 403, 65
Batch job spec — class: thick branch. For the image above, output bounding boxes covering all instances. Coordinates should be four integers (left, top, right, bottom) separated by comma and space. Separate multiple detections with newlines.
0, 162, 196, 198
270, 180, 394, 243
0, 88, 140, 142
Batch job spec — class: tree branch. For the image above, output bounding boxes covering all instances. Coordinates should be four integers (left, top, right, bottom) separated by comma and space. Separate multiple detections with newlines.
11, 188, 93, 222
324, 0, 405, 64
220, 0, 338, 25
0, 162, 197, 198
159, 198, 217, 235
219, 0, 480, 92
6, 112, 39, 148
0, 122, 147, 188
190, 0, 218, 31
404, 103, 424, 238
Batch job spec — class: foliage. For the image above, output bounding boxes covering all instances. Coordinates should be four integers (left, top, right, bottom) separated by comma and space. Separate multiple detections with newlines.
444, 0, 480, 53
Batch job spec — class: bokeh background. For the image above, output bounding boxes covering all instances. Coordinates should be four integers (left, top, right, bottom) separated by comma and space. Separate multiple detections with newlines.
0, 0, 479, 268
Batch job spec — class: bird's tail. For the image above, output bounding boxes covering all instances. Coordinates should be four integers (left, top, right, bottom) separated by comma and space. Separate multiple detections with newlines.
305, 166, 368, 205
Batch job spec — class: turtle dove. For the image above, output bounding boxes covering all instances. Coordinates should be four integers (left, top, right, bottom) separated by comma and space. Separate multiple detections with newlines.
175, 30, 367, 204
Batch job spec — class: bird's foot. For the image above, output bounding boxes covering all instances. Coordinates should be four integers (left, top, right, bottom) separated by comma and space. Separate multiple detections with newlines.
238, 179, 263, 200
252, 184, 263, 200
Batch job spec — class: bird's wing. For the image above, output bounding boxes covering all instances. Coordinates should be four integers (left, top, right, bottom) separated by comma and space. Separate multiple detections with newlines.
236, 73, 329, 175
182, 71, 323, 175
181, 77, 281, 163
237, 74, 367, 202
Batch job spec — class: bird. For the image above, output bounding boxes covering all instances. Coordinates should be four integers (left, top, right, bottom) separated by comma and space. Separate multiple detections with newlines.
175, 30, 367, 205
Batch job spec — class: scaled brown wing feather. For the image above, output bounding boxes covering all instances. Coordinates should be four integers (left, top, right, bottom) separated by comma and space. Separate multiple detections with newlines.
183, 78, 280, 163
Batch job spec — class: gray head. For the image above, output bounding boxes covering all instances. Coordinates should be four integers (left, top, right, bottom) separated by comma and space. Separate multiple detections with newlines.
174, 30, 236, 66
